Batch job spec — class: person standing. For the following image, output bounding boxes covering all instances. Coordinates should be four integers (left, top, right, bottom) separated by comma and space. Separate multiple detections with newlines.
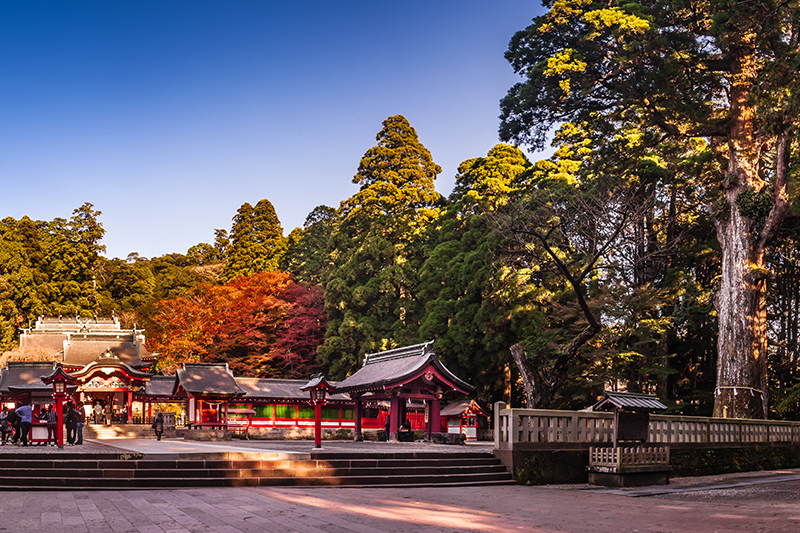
7, 408, 20, 445
93, 402, 102, 424
75, 401, 86, 445
40, 405, 58, 446
0, 407, 9, 444
15, 400, 33, 447
152, 412, 164, 441
66, 403, 78, 445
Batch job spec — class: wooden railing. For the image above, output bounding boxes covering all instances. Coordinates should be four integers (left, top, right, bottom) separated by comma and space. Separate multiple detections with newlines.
588, 446, 670, 468
493, 402, 800, 450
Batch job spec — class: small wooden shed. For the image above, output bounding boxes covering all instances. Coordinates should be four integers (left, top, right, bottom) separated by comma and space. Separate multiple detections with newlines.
587, 391, 671, 487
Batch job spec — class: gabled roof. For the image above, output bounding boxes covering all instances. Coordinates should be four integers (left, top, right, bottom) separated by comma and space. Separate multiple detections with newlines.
333, 342, 474, 395
234, 378, 351, 402
176, 363, 245, 396
440, 399, 489, 418
69, 352, 153, 380
592, 391, 667, 412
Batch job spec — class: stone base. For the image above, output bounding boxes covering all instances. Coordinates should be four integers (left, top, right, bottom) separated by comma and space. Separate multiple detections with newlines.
587, 465, 672, 487
428, 432, 466, 445
184, 429, 231, 441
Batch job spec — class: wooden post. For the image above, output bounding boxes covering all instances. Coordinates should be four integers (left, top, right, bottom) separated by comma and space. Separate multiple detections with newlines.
389, 394, 400, 441
493, 401, 506, 449
353, 395, 362, 441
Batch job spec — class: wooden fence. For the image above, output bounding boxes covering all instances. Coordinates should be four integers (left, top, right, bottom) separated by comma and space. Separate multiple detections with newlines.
493, 402, 800, 450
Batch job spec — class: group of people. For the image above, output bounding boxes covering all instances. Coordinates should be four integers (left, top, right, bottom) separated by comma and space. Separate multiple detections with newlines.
0, 400, 86, 447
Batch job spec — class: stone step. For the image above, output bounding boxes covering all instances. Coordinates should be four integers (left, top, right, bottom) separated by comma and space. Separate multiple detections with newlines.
0, 452, 513, 489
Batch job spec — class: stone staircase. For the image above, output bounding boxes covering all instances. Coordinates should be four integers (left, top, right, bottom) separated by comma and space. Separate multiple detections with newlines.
0, 451, 514, 489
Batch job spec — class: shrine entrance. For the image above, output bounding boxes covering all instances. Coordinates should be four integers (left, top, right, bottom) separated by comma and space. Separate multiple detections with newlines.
333, 342, 475, 442
70, 352, 152, 424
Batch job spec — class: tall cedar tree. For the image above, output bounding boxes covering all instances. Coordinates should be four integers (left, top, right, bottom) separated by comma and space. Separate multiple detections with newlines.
223, 199, 287, 282
500, 0, 799, 418
319, 115, 442, 378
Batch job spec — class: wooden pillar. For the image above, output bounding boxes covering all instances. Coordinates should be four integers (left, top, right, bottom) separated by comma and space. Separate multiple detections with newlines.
354, 395, 363, 441
126, 390, 133, 423
389, 394, 400, 442
430, 397, 441, 435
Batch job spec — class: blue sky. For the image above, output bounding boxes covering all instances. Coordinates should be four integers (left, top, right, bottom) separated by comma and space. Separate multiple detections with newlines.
0, 1, 546, 259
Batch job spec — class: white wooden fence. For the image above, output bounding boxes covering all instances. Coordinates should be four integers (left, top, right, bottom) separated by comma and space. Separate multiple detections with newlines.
493, 402, 800, 450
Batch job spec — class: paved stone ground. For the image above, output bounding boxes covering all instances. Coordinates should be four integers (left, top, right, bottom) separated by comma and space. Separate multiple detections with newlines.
0, 477, 799, 532
1, 438, 798, 531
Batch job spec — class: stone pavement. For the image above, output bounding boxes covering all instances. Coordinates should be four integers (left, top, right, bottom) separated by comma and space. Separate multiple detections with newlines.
1, 473, 800, 532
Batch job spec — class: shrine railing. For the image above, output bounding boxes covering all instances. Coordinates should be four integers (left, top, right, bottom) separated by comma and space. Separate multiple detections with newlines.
493, 402, 800, 450
588, 446, 670, 469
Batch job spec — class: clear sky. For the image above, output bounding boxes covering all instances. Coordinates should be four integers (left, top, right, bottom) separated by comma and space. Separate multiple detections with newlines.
0, 1, 546, 260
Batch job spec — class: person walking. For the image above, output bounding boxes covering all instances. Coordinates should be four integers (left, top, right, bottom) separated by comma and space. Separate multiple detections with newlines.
66, 403, 78, 445
75, 401, 86, 445
152, 412, 164, 441
39, 404, 58, 446
15, 400, 33, 447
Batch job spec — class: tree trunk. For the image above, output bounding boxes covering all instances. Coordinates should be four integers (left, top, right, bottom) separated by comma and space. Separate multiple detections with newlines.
712, 48, 790, 418
713, 207, 769, 418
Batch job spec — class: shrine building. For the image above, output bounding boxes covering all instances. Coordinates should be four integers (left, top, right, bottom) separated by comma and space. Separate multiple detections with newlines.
1, 318, 481, 441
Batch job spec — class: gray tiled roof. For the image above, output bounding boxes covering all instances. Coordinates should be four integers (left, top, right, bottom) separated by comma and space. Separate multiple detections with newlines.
592, 391, 667, 412
144, 375, 178, 396
235, 378, 351, 402
0, 362, 57, 393
333, 342, 474, 394
176, 363, 245, 396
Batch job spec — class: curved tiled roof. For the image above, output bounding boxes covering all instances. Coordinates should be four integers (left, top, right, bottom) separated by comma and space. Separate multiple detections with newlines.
333, 342, 474, 395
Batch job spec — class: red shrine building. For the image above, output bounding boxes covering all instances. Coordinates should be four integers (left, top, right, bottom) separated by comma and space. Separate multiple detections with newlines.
0, 318, 482, 441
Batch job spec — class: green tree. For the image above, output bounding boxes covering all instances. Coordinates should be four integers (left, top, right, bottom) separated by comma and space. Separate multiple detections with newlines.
417, 144, 533, 406
223, 199, 287, 282
500, 0, 800, 418
319, 115, 442, 377
280, 205, 336, 286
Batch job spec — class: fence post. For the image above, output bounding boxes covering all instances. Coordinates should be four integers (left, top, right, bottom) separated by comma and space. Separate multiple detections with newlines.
493, 402, 506, 449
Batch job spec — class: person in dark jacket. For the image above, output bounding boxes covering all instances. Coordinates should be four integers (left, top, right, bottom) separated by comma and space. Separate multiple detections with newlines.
39, 404, 58, 446
6, 409, 20, 445
66, 403, 78, 445
0, 407, 10, 445
75, 401, 86, 445
152, 412, 164, 441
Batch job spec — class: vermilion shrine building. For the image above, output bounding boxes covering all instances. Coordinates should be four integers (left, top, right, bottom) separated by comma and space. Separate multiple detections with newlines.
0, 318, 482, 441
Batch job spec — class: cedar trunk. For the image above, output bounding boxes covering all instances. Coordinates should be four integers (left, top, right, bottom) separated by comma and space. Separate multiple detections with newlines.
712, 52, 790, 418
713, 208, 768, 419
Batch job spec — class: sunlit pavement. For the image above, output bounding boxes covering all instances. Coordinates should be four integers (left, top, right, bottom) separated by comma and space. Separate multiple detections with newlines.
1, 477, 800, 532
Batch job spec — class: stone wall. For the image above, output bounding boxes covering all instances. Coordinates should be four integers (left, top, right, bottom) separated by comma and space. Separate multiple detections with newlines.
499, 445, 800, 485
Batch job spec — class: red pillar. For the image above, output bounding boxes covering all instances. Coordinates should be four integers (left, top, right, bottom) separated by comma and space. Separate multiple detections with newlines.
389, 395, 400, 441
126, 391, 133, 423
55, 395, 65, 449
314, 403, 322, 448
353, 395, 363, 441
430, 397, 441, 434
